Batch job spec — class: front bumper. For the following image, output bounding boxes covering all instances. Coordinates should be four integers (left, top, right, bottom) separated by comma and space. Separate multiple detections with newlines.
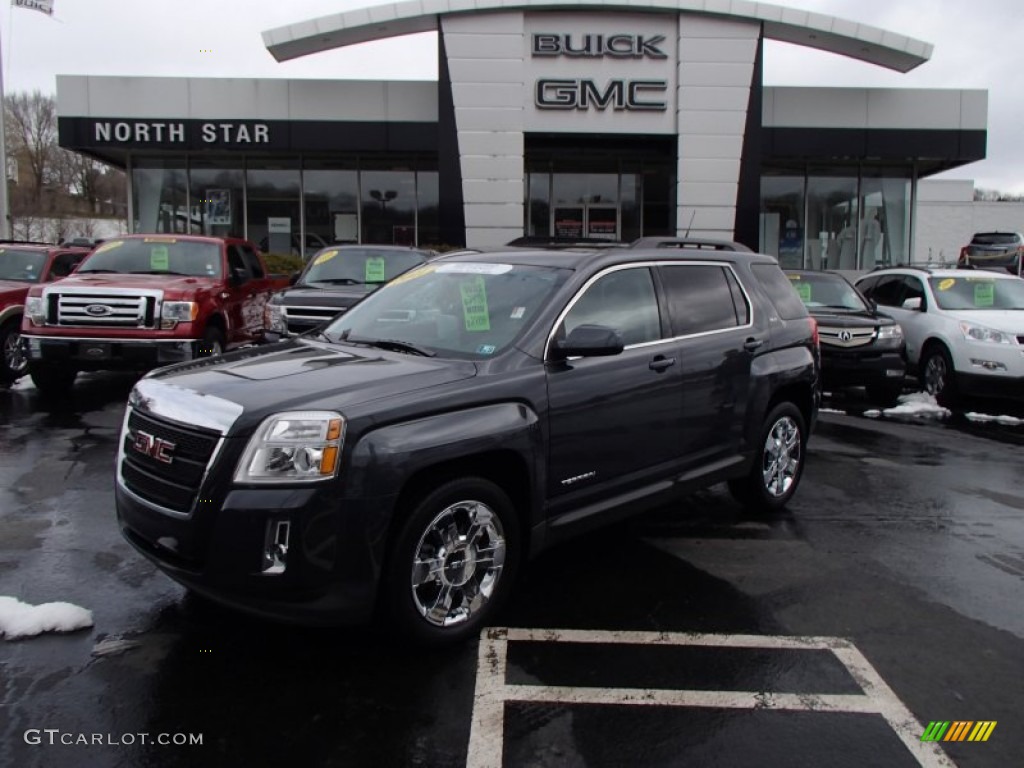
115, 480, 394, 625
23, 334, 197, 370
820, 348, 906, 389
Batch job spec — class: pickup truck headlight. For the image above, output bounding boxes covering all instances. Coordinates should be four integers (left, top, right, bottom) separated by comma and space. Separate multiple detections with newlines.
235, 411, 344, 483
875, 324, 904, 348
161, 301, 199, 329
26, 296, 47, 326
959, 321, 1013, 345
265, 302, 287, 333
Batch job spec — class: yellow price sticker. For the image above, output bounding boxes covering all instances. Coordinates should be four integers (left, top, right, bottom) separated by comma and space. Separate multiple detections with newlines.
313, 249, 338, 266
937, 278, 955, 291
389, 265, 434, 286
95, 240, 124, 254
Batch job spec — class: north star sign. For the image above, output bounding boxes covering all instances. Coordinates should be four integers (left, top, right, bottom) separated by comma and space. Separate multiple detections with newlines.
92, 121, 271, 145
531, 32, 669, 112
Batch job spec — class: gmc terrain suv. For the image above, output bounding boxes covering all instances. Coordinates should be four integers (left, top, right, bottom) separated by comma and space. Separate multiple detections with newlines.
116, 244, 820, 644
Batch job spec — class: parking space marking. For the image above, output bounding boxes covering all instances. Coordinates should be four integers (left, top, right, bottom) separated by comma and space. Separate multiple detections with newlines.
468, 628, 956, 768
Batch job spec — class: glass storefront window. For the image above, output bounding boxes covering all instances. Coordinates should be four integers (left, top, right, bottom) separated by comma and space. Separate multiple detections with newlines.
360, 169, 416, 245
417, 171, 440, 248
131, 158, 187, 234
246, 159, 301, 258
861, 170, 912, 269
189, 159, 243, 237
760, 172, 804, 267
303, 160, 359, 248
526, 173, 551, 237
807, 171, 858, 271
619, 165, 641, 243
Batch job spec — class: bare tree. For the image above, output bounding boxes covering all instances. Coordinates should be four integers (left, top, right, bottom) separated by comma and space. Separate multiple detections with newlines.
4, 90, 57, 204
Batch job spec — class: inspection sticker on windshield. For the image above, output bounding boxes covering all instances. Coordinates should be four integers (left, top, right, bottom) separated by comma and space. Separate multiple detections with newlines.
510, 307, 526, 319
937, 278, 956, 291
437, 263, 513, 275
150, 245, 170, 271
460, 276, 490, 332
974, 281, 995, 307
365, 256, 387, 283
313, 249, 338, 266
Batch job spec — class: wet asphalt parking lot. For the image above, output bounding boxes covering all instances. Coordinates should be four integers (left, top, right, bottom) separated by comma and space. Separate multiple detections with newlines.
1, 374, 1022, 768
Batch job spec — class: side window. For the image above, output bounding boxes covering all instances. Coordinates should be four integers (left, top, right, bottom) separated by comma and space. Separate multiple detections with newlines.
901, 276, 926, 308
562, 267, 662, 347
241, 246, 265, 278
724, 268, 751, 325
227, 246, 250, 282
659, 265, 743, 335
869, 275, 906, 307
855, 275, 878, 296
750, 264, 807, 320
47, 252, 80, 279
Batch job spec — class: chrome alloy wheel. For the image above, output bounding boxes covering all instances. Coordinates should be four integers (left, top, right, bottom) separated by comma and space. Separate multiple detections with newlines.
923, 354, 948, 395
761, 415, 801, 498
3, 328, 26, 376
410, 499, 507, 628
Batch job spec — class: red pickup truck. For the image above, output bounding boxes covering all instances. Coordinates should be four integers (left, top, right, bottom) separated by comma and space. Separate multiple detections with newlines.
1, 241, 93, 386
20, 234, 288, 395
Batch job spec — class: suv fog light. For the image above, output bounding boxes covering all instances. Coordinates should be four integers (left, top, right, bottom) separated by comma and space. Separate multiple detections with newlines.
970, 359, 1007, 372
262, 519, 291, 575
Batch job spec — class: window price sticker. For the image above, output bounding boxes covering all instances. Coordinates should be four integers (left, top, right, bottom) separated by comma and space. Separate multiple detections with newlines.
460, 276, 491, 332
150, 245, 170, 271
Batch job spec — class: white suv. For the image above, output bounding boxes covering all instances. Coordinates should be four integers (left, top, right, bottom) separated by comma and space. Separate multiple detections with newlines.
855, 267, 1024, 403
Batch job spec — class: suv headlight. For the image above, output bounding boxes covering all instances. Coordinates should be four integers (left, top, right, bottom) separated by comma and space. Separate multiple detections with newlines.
235, 411, 344, 483
26, 296, 46, 326
959, 321, 1012, 345
875, 324, 904, 347
265, 302, 287, 332
161, 301, 198, 329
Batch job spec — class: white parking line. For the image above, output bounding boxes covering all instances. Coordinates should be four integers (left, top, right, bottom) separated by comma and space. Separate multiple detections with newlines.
467, 627, 957, 768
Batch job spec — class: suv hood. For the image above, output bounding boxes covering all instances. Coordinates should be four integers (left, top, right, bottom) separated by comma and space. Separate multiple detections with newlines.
47, 274, 220, 292
144, 340, 477, 433
806, 308, 894, 328
943, 309, 1024, 333
0, 280, 32, 300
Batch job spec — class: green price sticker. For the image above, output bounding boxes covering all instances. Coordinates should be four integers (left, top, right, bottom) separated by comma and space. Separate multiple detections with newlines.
460, 276, 490, 332
150, 245, 170, 271
974, 281, 995, 307
365, 256, 386, 283
795, 282, 812, 302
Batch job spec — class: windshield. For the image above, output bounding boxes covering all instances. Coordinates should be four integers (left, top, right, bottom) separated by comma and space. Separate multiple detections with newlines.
322, 262, 568, 359
971, 233, 1020, 246
0, 248, 47, 283
302, 248, 427, 286
929, 276, 1024, 310
78, 238, 222, 277
786, 272, 869, 311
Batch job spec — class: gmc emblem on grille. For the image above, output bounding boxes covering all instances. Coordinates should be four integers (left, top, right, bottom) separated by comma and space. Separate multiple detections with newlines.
132, 430, 176, 464
85, 304, 113, 316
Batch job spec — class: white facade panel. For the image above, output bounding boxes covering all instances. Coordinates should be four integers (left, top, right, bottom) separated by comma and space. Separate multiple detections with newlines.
444, 32, 524, 58
460, 156, 525, 180
444, 11, 522, 34
56, 76, 93, 116
677, 85, 750, 112
677, 62, 756, 87
678, 38, 758, 63
452, 83, 525, 108
677, 206, 737, 231
866, 89, 962, 130
958, 91, 988, 131
462, 180, 524, 204
464, 227, 524, 247
457, 131, 525, 155
85, 77, 191, 118
678, 133, 744, 159
678, 109, 747, 134
679, 158, 742, 183
766, 87, 869, 128
455, 108, 524, 130
289, 81, 387, 120
385, 83, 439, 121
678, 14, 762, 37
463, 203, 526, 227
678, 181, 738, 206
448, 59, 525, 83
187, 80, 292, 120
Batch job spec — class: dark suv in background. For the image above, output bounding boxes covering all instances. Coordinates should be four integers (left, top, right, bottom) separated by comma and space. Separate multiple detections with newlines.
958, 232, 1024, 276
116, 242, 819, 644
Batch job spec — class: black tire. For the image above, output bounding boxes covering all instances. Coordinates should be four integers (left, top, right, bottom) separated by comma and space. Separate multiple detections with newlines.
29, 362, 77, 397
197, 326, 225, 358
919, 344, 958, 407
729, 402, 807, 513
0, 319, 27, 386
383, 477, 520, 646
866, 382, 904, 408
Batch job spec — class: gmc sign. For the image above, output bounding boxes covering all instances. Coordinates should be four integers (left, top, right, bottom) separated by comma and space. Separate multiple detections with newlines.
535, 79, 668, 111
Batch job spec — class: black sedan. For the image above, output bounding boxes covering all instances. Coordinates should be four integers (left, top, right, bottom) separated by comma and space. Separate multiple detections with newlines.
786, 270, 907, 405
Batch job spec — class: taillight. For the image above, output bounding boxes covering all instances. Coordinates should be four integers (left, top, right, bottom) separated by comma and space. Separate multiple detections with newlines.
809, 316, 819, 347
958, 246, 968, 264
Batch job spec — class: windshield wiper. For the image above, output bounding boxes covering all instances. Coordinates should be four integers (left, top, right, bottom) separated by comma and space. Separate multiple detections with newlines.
129, 270, 191, 276
76, 268, 119, 274
344, 335, 435, 357
312, 278, 362, 285
301, 328, 334, 343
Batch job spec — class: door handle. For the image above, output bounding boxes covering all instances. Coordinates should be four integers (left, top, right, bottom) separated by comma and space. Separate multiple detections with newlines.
744, 337, 765, 351
649, 356, 676, 372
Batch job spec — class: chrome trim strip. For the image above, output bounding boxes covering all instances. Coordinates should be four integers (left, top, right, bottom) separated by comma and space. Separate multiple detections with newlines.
129, 377, 244, 434
21, 334, 191, 345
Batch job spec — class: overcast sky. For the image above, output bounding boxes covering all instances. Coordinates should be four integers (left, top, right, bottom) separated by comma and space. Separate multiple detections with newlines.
4, 0, 1023, 192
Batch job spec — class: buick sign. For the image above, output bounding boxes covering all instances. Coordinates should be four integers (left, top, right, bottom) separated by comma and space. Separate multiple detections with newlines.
85, 304, 113, 317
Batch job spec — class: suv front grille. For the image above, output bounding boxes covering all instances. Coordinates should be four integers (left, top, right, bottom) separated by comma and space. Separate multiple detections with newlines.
121, 410, 221, 513
285, 305, 348, 333
818, 326, 877, 348
52, 292, 158, 328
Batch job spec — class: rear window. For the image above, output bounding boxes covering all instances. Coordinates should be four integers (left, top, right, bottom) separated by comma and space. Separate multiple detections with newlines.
751, 264, 808, 320
77, 238, 223, 278
971, 233, 1020, 245
302, 248, 428, 286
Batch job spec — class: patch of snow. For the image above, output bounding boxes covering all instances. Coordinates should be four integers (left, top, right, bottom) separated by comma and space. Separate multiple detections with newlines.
819, 408, 845, 414
92, 637, 141, 657
965, 412, 1023, 426
864, 410, 881, 418
880, 392, 951, 419
0, 596, 93, 640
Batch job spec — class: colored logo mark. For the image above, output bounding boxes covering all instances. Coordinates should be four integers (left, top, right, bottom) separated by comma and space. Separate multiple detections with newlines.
921, 721, 996, 742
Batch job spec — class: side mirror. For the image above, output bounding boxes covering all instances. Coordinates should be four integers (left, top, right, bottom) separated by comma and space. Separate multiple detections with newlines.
901, 297, 923, 311
289, 271, 301, 286
552, 324, 624, 360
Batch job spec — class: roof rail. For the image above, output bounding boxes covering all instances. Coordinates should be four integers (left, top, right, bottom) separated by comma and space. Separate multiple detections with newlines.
868, 263, 937, 273
504, 236, 626, 249
628, 237, 753, 252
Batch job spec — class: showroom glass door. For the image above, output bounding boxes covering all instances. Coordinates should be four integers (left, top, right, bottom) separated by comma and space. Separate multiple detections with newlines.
550, 204, 620, 240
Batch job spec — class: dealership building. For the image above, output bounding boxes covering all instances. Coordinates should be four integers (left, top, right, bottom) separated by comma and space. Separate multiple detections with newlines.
57, 0, 987, 268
